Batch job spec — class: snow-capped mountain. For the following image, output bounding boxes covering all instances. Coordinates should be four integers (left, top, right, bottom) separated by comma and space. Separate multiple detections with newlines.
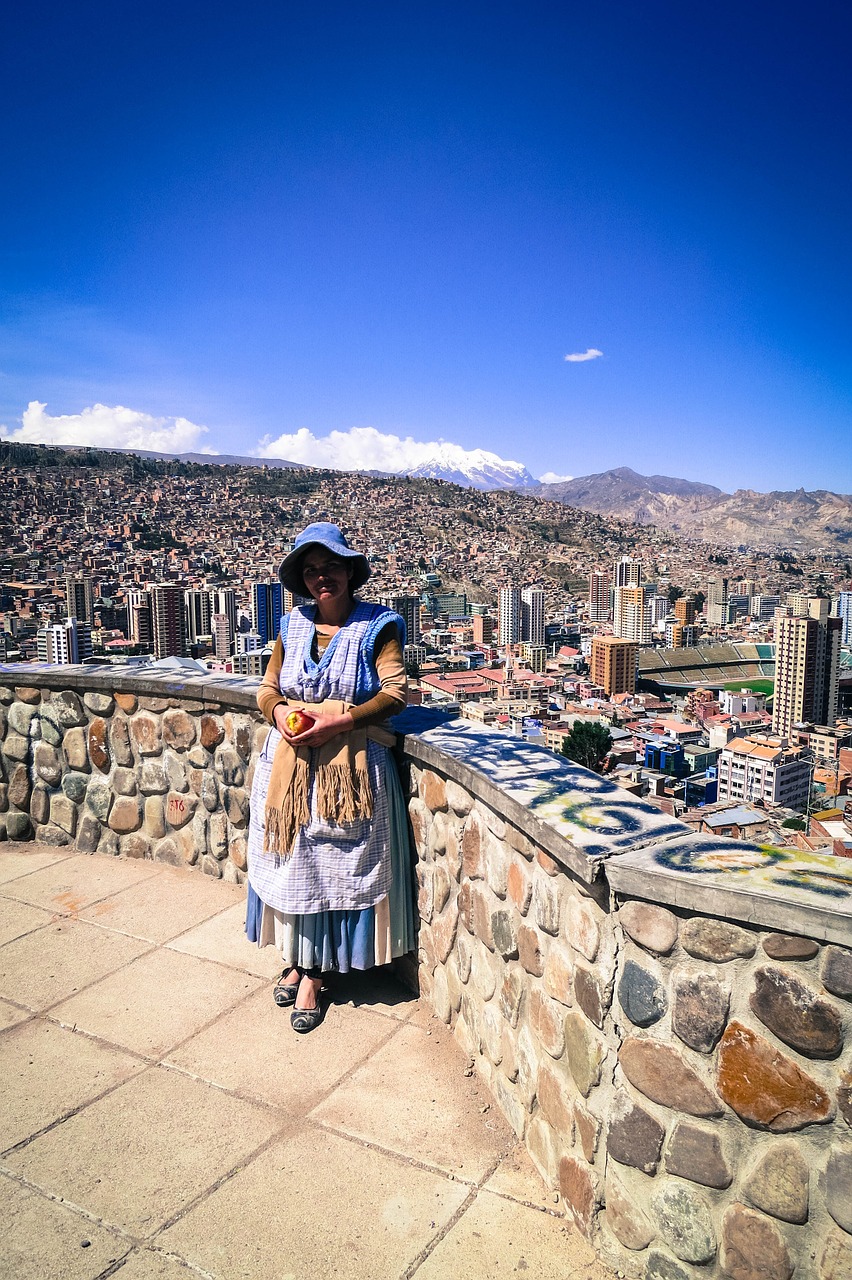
401, 443, 537, 490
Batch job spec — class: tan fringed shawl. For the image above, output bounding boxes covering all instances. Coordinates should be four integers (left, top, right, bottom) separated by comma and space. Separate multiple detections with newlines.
263, 698, 378, 858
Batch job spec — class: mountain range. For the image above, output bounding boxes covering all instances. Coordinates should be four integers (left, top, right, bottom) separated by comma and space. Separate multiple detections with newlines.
12, 439, 850, 551
534, 467, 852, 552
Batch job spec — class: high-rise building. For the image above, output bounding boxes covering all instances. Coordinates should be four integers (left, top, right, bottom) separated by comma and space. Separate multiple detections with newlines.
521, 587, 545, 646
674, 597, 696, 625
648, 594, 670, 628
833, 592, 852, 646
751, 594, 781, 621
209, 589, 237, 650
705, 577, 729, 626
251, 581, 284, 645
65, 574, 94, 624
151, 585, 186, 659
772, 599, 842, 740
613, 557, 642, 589
786, 593, 813, 618
590, 635, 637, 695
37, 617, 92, 665
211, 613, 232, 661
613, 586, 651, 645
588, 571, 611, 622
665, 620, 699, 649
498, 588, 522, 646
380, 594, 421, 645
472, 614, 494, 645
126, 589, 152, 650
184, 589, 212, 645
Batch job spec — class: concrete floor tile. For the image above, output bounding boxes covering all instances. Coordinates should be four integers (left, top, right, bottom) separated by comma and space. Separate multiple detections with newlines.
51, 948, 264, 1059
415, 1188, 611, 1280
1, 853, 161, 914
158, 1126, 470, 1280
0, 897, 55, 947
6, 1066, 283, 1236
0, 844, 74, 885
0, 997, 31, 1032
0, 1020, 145, 1153
0, 1175, 128, 1279
312, 1019, 511, 1180
484, 1142, 557, 1210
164, 985, 397, 1109
166, 902, 281, 978
0, 917, 151, 1012
331, 965, 419, 1020
99, 1247, 201, 1278
78, 866, 245, 944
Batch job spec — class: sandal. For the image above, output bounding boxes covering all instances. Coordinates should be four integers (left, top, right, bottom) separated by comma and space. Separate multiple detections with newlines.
273, 968, 301, 1008
290, 974, 325, 1033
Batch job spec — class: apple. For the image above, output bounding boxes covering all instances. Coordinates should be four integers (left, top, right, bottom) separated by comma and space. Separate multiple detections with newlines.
284, 709, 315, 736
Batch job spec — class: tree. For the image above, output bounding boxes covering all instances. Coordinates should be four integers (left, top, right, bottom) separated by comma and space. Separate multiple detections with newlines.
561, 722, 613, 773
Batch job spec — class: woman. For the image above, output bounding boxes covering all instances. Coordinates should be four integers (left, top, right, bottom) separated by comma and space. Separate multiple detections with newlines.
245, 522, 415, 1032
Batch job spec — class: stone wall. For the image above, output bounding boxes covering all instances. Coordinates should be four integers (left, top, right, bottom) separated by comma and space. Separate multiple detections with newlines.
2, 668, 851, 1280
401, 716, 852, 1280
0, 668, 262, 880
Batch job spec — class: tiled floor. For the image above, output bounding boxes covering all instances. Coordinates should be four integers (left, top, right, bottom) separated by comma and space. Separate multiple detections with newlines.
0, 842, 613, 1279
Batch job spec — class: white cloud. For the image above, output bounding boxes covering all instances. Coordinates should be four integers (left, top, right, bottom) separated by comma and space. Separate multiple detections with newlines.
255, 425, 449, 473
564, 348, 603, 363
539, 471, 574, 484
0, 401, 211, 454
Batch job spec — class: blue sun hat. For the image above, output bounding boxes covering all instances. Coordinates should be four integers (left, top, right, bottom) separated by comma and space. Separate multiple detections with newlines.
278, 522, 371, 595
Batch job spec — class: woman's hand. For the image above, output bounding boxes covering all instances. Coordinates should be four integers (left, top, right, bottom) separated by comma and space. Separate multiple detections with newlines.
276, 708, 354, 749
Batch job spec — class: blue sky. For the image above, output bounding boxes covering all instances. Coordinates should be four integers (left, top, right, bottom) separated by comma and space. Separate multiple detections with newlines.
1, 2, 850, 491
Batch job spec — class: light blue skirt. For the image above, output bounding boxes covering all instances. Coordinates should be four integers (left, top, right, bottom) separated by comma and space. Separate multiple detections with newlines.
245, 751, 416, 972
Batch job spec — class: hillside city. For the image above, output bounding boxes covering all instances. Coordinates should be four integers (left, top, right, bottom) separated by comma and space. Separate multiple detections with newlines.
2, 443, 851, 858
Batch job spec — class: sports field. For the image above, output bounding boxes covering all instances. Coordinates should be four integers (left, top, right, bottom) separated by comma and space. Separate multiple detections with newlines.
721, 678, 774, 696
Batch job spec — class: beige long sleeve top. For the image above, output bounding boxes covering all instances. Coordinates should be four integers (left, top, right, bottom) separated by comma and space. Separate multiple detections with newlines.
256, 621, 408, 729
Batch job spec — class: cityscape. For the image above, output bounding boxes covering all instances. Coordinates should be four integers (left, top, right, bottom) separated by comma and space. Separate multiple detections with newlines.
3, 8, 852, 1279
2, 440, 851, 859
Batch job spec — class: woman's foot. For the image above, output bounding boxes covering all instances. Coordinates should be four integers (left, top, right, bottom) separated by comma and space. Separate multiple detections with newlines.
272, 967, 302, 1008
291, 973, 324, 1033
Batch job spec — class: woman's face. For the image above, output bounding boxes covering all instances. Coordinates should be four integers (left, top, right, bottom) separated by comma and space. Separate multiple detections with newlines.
300, 551, 354, 610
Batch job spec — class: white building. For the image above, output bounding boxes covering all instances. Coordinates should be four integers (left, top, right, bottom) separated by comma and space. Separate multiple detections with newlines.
705, 576, 729, 627
588, 571, 610, 622
751, 594, 781, 620
403, 643, 427, 670
185, 589, 212, 645
235, 631, 262, 655
721, 688, 767, 716
834, 592, 852, 647
717, 734, 810, 811
613, 557, 642, 589
521, 587, 545, 646
36, 618, 92, 665
498, 587, 522, 646
648, 594, 671, 629
614, 586, 651, 645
